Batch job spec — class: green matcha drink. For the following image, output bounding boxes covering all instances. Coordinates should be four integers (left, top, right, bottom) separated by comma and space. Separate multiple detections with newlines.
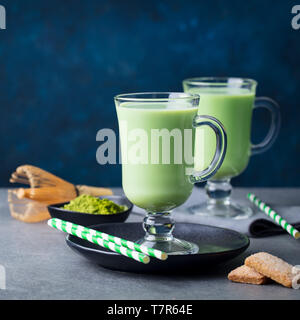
116, 102, 197, 212
115, 92, 227, 254
186, 87, 255, 180
182, 78, 280, 219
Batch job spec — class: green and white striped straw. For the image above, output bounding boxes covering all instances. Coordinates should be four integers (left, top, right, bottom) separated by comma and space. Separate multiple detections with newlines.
247, 193, 300, 239
48, 218, 167, 261
47, 218, 150, 264
81, 227, 168, 261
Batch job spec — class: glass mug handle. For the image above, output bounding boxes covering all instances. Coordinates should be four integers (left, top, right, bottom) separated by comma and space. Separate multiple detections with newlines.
251, 97, 281, 155
190, 115, 227, 183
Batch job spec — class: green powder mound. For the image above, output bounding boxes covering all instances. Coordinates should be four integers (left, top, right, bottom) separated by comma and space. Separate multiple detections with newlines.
63, 194, 126, 215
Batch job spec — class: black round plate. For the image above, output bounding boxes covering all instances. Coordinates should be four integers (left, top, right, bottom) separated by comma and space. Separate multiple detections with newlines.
66, 222, 249, 273
47, 195, 133, 227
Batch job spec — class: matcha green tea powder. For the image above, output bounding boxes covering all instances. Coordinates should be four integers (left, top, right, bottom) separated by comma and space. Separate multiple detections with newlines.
63, 194, 126, 215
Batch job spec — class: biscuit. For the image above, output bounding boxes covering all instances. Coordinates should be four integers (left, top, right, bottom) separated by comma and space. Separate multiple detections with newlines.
245, 252, 293, 288
228, 265, 268, 285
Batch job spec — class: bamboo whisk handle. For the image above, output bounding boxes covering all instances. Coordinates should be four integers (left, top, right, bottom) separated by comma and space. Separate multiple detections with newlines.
75, 185, 113, 197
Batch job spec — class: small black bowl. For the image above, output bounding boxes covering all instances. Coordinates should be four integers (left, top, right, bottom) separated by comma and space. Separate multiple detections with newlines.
47, 195, 133, 226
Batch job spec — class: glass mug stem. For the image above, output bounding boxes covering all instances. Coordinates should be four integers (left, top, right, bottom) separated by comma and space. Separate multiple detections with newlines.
143, 212, 175, 242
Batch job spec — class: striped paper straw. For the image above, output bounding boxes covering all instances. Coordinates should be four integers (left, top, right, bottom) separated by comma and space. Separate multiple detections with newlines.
247, 193, 300, 239
49, 218, 167, 261
48, 218, 150, 264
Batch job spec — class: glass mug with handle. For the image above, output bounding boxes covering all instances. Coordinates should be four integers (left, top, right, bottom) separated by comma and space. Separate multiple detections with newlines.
183, 77, 281, 219
115, 92, 227, 254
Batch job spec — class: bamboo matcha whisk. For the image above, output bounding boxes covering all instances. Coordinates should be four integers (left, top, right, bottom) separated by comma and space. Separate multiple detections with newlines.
8, 165, 113, 223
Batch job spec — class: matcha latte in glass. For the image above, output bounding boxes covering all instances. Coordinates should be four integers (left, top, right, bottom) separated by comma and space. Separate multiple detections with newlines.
183, 77, 281, 219
115, 93, 227, 254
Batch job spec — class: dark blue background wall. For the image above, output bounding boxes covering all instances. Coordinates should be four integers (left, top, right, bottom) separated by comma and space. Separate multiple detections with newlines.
0, 0, 299, 187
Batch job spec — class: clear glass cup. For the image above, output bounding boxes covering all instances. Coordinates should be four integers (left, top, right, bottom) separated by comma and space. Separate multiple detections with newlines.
115, 92, 227, 254
183, 77, 281, 219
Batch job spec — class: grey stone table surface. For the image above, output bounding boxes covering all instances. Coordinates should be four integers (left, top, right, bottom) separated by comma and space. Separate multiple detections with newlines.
0, 187, 300, 300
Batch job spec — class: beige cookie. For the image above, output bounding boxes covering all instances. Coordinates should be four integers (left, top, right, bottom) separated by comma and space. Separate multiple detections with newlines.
228, 265, 268, 285
245, 252, 293, 288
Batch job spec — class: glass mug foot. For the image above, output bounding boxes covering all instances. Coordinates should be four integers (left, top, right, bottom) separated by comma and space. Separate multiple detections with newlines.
137, 237, 199, 255
188, 201, 253, 219
188, 179, 254, 219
